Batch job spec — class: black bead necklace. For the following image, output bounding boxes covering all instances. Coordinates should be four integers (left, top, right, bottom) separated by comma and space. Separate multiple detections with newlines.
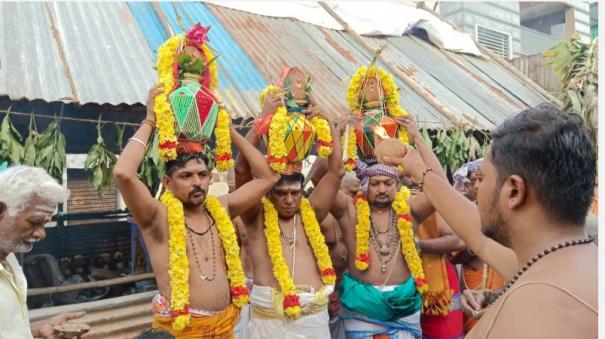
487, 235, 593, 307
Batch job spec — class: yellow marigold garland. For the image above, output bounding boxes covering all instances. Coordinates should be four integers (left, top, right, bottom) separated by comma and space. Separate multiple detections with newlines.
261, 197, 336, 318
155, 36, 182, 162
160, 190, 190, 331
353, 193, 371, 270
259, 85, 288, 172
346, 65, 411, 151
215, 108, 233, 171
155, 35, 231, 165
205, 196, 250, 306
353, 187, 427, 294
299, 198, 336, 285
309, 117, 333, 158
160, 192, 251, 331
344, 129, 358, 172
393, 186, 428, 293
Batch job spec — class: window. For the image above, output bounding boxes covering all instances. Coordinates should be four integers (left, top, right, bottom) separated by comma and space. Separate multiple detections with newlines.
475, 25, 512, 59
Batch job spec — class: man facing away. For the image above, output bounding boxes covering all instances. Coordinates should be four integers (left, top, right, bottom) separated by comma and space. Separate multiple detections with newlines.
387, 104, 597, 338
329, 115, 446, 338
113, 85, 280, 337
0, 166, 86, 339
233, 92, 343, 338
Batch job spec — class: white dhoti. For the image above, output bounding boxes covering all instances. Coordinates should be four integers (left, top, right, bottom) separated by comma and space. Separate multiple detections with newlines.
248, 284, 334, 339
234, 277, 254, 339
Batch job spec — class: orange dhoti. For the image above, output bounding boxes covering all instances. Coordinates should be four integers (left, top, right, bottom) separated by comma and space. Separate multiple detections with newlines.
461, 266, 505, 334
152, 300, 241, 338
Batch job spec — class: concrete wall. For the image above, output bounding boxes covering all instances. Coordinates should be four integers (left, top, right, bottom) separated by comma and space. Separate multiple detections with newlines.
564, 0, 592, 42
440, 1, 592, 57
441, 2, 521, 57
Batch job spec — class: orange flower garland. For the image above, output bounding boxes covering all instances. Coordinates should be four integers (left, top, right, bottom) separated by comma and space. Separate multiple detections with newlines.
261, 197, 335, 318
354, 187, 427, 294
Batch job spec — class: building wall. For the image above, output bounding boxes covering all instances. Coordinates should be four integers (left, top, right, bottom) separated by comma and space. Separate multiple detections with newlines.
441, 2, 521, 57
441, 1, 592, 58
565, 0, 591, 42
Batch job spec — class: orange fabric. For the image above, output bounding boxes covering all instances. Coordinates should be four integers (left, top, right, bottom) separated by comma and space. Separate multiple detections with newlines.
590, 196, 598, 215
462, 266, 505, 333
152, 303, 240, 338
418, 213, 453, 316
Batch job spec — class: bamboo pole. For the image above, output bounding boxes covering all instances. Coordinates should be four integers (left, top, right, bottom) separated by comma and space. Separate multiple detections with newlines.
318, 1, 462, 126
27, 273, 155, 296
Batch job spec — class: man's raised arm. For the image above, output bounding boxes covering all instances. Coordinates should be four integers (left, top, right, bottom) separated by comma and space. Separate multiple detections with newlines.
222, 125, 280, 219
396, 115, 446, 224
385, 149, 518, 280
309, 111, 344, 223
113, 85, 163, 229
232, 93, 281, 222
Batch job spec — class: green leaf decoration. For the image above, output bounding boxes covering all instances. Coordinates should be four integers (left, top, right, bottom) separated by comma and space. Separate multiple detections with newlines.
0, 114, 24, 165
84, 122, 117, 196
115, 124, 125, 152
138, 133, 164, 194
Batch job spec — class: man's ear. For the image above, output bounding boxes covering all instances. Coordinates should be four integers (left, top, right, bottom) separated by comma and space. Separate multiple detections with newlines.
504, 174, 526, 210
162, 175, 171, 189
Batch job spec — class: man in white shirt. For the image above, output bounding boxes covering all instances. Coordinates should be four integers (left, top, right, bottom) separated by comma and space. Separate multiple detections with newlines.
0, 166, 85, 339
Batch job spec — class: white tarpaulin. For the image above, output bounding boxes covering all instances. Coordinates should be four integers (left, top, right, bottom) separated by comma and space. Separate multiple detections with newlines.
203, 0, 483, 56
203, 1, 343, 29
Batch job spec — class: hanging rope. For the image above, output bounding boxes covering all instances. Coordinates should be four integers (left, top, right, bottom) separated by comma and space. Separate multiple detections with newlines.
0, 108, 252, 128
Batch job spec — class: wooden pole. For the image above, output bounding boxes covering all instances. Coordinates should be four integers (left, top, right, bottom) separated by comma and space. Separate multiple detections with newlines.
318, 1, 462, 126
27, 273, 155, 296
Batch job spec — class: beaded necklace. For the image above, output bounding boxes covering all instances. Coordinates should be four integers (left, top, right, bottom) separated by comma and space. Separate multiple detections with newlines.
487, 235, 593, 306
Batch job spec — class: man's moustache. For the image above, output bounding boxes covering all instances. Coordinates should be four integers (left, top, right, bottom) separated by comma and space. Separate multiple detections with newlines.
189, 187, 206, 197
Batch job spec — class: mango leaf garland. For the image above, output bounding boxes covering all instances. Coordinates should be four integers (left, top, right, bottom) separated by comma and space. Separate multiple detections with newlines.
35, 120, 66, 181
85, 123, 117, 196
0, 114, 24, 165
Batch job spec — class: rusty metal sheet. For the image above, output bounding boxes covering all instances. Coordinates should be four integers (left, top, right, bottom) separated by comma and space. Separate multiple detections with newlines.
207, 3, 443, 126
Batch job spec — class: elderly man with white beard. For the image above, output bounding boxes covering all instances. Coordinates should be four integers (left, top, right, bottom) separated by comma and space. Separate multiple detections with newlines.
0, 166, 85, 339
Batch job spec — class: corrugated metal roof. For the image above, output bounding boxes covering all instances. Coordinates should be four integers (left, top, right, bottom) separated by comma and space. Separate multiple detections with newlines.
0, 2, 155, 106
206, 2, 551, 128
0, 1, 551, 126
128, 2, 269, 119
206, 3, 436, 124
0, 2, 73, 102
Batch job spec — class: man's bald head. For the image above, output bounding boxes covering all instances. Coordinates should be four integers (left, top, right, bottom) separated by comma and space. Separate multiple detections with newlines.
340, 172, 361, 197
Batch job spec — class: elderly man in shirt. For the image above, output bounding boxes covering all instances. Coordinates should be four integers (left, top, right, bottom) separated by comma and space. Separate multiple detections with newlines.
0, 166, 85, 339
